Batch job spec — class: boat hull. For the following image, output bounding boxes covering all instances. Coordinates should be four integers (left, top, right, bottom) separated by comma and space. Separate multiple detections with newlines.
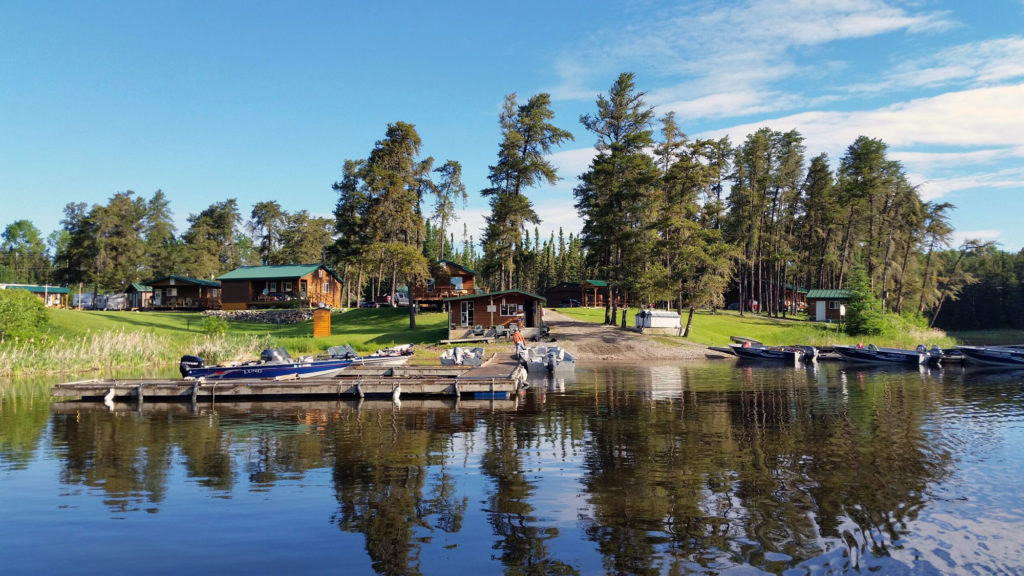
186, 359, 353, 380
833, 346, 924, 366
957, 346, 1024, 367
728, 344, 814, 365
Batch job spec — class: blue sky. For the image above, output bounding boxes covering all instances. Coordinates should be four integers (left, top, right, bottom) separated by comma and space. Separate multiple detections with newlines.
2, 1, 1023, 252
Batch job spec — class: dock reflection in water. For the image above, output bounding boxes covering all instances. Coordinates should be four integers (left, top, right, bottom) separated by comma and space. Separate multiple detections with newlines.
2, 361, 1024, 574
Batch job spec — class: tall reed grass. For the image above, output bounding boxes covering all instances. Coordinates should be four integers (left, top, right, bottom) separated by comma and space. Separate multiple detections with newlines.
0, 329, 273, 377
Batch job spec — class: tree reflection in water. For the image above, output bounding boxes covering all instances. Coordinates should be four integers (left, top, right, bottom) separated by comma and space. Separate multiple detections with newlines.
23, 360, 988, 573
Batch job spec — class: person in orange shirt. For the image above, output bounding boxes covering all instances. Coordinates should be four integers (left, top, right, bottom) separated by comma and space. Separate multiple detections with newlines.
512, 327, 526, 357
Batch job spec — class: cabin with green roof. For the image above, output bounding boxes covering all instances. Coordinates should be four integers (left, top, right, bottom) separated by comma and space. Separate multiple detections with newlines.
443, 289, 546, 340
0, 283, 70, 308
145, 276, 221, 310
217, 264, 341, 310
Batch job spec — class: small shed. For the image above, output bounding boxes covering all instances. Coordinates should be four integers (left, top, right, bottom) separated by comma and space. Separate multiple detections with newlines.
443, 289, 546, 340
806, 289, 851, 322
634, 309, 681, 334
125, 282, 152, 310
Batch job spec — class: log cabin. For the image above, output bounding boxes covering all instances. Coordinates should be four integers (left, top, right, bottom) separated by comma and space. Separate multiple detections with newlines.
146, 276, 221, 310
217, 264, 341, 310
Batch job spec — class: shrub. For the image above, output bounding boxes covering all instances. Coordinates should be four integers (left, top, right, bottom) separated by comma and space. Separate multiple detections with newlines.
0, 290, 49, 341
200, 315, 228, 335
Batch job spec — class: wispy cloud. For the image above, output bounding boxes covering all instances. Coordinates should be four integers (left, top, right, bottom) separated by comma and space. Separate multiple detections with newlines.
549, 0, 954, 119
846, 36, 1024, 93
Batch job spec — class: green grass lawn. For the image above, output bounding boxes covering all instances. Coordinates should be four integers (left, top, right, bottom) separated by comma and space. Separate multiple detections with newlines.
44, 307, 448, 353
554, 306, 957, 348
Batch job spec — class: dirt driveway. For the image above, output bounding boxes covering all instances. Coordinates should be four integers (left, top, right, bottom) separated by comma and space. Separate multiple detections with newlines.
542, 309, 707, 362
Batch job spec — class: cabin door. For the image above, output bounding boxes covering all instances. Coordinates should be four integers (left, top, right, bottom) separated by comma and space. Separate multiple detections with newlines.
815, 300, 826, 322
460, 301, 473, 327
524, 300, 537, 327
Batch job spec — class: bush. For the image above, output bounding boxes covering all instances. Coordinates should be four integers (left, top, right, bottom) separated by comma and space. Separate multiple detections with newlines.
0, 290, 49, 341
200, 315, 228, 335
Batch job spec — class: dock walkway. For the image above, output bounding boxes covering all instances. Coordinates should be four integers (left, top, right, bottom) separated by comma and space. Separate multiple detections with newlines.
52, 358, 526, 404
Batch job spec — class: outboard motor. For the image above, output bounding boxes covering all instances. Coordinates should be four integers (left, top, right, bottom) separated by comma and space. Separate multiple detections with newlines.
802, 346, 818, 363
179, 355, 204, 378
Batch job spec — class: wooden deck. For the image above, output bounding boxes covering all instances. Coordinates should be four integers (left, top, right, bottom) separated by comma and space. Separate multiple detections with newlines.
51, 396, 519, 414
51, 360, 526, 403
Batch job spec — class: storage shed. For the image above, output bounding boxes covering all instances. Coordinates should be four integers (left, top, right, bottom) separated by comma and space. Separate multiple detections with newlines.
634, 309, 681, 334
806, 289, 851, 322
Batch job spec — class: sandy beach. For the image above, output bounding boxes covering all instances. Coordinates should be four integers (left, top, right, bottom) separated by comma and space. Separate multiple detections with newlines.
541, 309, 707, 362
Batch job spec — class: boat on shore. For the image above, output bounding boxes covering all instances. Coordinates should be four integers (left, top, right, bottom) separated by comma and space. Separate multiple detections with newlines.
179, 348, 353, 380
728, 343, 816, 364
519, 346, 576, 373
832, 344, 932, 366
956, 345, 1024, 367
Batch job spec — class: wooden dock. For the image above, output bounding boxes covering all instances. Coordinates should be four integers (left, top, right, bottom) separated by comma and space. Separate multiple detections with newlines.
52, 359, 526, 403
51, 396, 520, 414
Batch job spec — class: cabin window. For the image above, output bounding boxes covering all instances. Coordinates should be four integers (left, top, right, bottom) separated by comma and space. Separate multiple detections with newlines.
317, 269, 323, 278
500, 300, 517, 316
167, 287, 177, 297
269, 282, 277, 292
284, 281, 292, 292
211, 288, 219, 298
323, 282, 330, 293
450, 277, 463, 291
829, 300, 840, 310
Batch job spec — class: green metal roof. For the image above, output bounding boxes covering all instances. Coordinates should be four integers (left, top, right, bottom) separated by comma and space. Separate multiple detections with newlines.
443, 289, 547, 304
217, 264, 339, 282
145, 275, 221, 288
1, 284, 70, 294
128, 282, 152, 292
806, 289, 852, 299
437, 259, 477, 277
584, 279, 609, 287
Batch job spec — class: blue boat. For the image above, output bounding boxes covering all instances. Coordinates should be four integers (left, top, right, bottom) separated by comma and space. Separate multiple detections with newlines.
833, 344, 929, 366
957, 345, 1024, 367
179, 348, 352, 380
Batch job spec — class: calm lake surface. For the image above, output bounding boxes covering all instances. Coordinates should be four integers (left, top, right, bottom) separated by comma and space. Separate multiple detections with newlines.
3, 361, 1024, 575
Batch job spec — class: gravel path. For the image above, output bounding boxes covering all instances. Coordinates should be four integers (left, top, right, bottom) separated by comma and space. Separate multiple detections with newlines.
542, 309, 707, 362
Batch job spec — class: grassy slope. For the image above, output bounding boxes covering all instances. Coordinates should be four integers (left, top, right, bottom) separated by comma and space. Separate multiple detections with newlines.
553, 307, 957, 348
44, 307, 449, 354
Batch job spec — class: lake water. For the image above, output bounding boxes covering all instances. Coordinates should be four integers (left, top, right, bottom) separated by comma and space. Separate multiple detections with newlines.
2, 361, 1024, 575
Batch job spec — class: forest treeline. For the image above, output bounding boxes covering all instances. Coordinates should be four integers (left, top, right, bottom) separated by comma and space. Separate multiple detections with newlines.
2, 72, 1021, 331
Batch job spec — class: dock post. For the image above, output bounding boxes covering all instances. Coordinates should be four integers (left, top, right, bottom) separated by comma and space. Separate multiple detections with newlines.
191, 383, 199, 405
453, 380, 460, 397
135, 384, 144, 406
356, 381, 364, 398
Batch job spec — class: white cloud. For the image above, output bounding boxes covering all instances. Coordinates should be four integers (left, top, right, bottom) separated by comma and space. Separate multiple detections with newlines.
705, 83, 1024, 161
952, 229, 1004, 248
847, 36, 1024, 93
551, 0, 954, 121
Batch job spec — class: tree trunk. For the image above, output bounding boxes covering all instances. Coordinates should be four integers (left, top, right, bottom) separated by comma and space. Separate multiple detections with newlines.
683, 307, 695, 337
408, 292, 417, 329
390, 265, 398, 307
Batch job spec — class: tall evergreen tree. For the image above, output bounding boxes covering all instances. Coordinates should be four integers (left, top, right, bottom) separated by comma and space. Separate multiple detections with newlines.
481, 93, 572, 290
574, 72, 659, 324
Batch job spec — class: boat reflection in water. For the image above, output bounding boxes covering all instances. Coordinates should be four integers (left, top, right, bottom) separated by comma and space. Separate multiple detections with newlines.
3, 361, 1024, 574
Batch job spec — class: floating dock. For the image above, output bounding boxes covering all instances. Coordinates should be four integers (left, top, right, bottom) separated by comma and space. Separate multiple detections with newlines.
52, 359, 526, 403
